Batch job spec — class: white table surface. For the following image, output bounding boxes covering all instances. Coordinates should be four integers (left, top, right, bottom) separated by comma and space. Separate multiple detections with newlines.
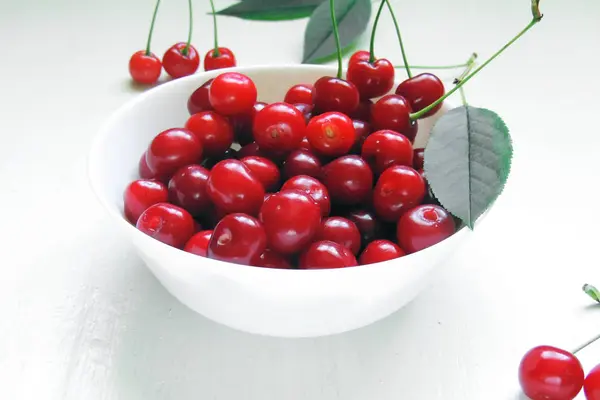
1, 0, 600, 398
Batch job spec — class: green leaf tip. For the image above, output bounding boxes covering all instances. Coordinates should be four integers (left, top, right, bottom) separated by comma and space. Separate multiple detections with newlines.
423, 105, 514, 229
213, 0, 323, 21
583, 284, 600, 303
531, 0, 543, 21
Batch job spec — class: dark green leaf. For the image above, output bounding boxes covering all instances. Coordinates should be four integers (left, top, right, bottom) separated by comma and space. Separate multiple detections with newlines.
213, 0, 324, 21
302, 0, 372, 64
423, 106, 513, 229
583, 284, 600, 303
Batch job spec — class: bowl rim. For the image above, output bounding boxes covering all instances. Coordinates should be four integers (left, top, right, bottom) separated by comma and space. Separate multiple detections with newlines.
87, 63, 471, 274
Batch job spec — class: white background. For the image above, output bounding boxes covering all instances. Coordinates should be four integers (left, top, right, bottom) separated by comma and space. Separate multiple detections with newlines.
1, 0, 600, 398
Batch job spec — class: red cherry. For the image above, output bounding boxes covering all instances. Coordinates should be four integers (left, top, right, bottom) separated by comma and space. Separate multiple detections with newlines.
146, 128, 203, 180
397, 204, 455, 253
306, 112, 355, 157
351, 99, 373, 121
187, 79, 214, 115
183, 230, 213, 256
207, 213, 267, 265
253, 102, 306, 153
395, 73, 445, 118
584, 363, 600, 400
203, 47, 237, 71
361, 130, 414, 175
282, 149, 322, 180
518, 345, 584, 400
129, 50, 162, 85
259, 190, 322, 255
348, 50, 370, 66
237, 142, 267, 159
240, 156, 281, 192
123, 179, 169, 224
346, 209, 387, 245
373, 165, 426, 222
292, 103, 313, 124
413, 148, 425, 170
312, 76, 359, 115
350, 119, 372, 154
209, 72, 257, 116
371, 94, 415, 139
299, 240, 358, 269
314, 217, 361, 255
138, 151, 155, 180
347, 58, 395, 99
206, 159, 265, 216
359, 240, 405, 265
284, 84, 314, 105
184, 111, 234, 158
167, 164, 211, 217
281, 175, 331, 217
231, 102, 267, 146
162, 43, 200, 78
321, 155, 374, 205
252, 249, 292, 269
136, 202, 195, 249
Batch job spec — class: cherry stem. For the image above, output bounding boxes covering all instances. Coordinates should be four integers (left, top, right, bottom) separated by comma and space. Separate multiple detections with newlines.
182, 0, 193, 56
209, 0, 220, 57
329, 0, 343, 79
144, 0, 161, 55
368, 0, 387, 63
385, 0, 411, 78
572, 332, 600, 355
410, 16, 542, 121
453, 53, 478, 84
394, 63, 472, 70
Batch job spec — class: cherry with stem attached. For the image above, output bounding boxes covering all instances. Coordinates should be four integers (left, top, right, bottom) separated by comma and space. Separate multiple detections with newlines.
162, 0, 199, 78
204, 0, 236, 71
128, 0, 162, 85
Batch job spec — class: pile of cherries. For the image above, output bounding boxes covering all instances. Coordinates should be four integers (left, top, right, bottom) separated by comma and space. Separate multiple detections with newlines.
124, 52, 457, 269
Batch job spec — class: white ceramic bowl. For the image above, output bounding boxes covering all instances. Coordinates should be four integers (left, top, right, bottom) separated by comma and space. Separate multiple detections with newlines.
88, 64, 472, 338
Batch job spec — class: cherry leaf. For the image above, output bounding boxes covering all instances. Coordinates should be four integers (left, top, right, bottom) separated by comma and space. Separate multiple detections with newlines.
423, 106, 513, 229
302, 0, 372, 64
583, 284, 600, 303
213, 0, 324, 21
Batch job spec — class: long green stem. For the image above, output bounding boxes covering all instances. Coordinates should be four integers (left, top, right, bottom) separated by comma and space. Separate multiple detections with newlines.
145, 0, 161, 55
572, 332, 600, 355
329, 0, 343, 79
453, 53, 478, 84
368, 0, 387, 63
385, 0, 411, 78
209, 0, 220, 57
394, 63, 470, 70
410, 18, 540, 120
182, 0, 193, 56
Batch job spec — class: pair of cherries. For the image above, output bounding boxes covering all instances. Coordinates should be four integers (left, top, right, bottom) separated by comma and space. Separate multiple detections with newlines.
129, 45, 237, 85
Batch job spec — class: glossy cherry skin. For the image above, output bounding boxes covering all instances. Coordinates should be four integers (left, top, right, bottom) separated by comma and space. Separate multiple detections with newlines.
312, 76, 359, 115
136, 203, 196, 249
346, 209, 387, 246
397, 204, 455, 253
282, 149, 322, 180
123, 179, 169, 224
314, 217, 361, 255
299, 240, 358, 269
347, 58, 395, 99
138, 152, 156, 180
129, 50, 162, 85
361, 130, 414, 175
293, 103, 313, 124
237, 142, 267, 159
184, 111, 234, 158
321, 155, 374, 205
146, 128, 203, 180
207, 213, 267, 265
348, 50, 370, 66
183, 230, 213, 257
373, 165, 425, 222
351, 99, 373, 121
306, 112, 355, 157
253, 102, 306, 152
162, 43, 200, 78
281, 175, 331, 217
259, 190, 322, 255
240, 156, 281, 192
395, 73, 445, 118
187, 79, 214, 115
359, 240, 405, 265
167, 164, 211, 217
349, 120, 372, 154
252, 249, 292, 269
584, 363, 600, 400
209, 72, 257, 116
518, 345, 584, 400
206, 159, 265, 216
371, 94, 414, 139
203, 47, 236, 71
231, 101, 267, 146
284, 84, 313, 105
413, 148, 425, 170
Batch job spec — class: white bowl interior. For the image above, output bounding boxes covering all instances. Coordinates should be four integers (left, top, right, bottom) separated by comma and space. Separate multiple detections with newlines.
88, 64, 471, 338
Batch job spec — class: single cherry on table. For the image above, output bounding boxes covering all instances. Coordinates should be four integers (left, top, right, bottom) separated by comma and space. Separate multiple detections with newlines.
129, 51, 162, 85
162, 43, 200, 78
204, 47, 236, 71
